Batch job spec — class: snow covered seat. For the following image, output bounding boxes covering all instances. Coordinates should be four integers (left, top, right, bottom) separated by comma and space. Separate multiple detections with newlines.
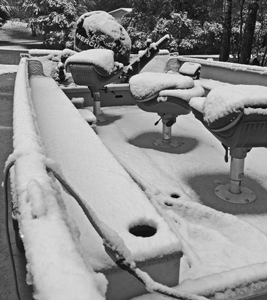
65, 49, 124, 123
197, 78, 231, 96
190, 84, 267, 203
129, 72, 205, 148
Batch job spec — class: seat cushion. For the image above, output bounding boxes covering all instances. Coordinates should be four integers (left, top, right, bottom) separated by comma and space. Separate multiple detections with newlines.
158, 81, 204, 102
65, 49, 123, 75
129, 72, 194, 101
202, 84, 267, 125
178, 62, 201, 78
190, 84, 267, 132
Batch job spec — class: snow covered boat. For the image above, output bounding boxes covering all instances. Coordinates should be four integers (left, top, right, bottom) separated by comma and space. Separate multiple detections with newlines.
6, 48, 267, 300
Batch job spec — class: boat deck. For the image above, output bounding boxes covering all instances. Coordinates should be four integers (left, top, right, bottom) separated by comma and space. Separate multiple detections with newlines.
3, 52, 267, 300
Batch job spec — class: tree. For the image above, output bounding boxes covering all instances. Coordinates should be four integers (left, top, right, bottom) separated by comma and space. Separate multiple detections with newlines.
219, 0, 232, 61
0, 0, 11, 25
237, 0, 245, 62
22, 0, 80, 49
95, 0, 131, 12
240, 0, 260, 64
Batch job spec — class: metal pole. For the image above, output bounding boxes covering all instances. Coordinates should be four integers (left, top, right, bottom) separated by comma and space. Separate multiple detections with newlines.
162, 124, 172, 144
229, 157, 245, 194
93, 92, 101, 117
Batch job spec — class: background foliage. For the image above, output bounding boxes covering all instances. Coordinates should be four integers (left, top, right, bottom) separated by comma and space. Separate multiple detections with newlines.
0, 0, 11, 25
4, 0, 267, 65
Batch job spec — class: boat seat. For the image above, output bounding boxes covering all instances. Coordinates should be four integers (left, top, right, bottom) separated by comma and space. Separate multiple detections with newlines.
178, 61, 201, 79
189, 84, 267, 203
65, 49, 124, 123
129, 72, 205, 148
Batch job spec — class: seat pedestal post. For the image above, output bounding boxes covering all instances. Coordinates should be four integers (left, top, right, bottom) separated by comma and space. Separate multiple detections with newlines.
92, 91, 108, 123
214, 148, 256, 204
154, 115, 183, 148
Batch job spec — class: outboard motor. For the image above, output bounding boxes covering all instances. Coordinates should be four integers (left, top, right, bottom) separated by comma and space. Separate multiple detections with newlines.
74, 10, 131, 65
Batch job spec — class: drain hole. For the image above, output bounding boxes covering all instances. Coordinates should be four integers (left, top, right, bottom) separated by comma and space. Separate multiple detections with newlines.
170, 193, 180, 198
129, 224, 157, 238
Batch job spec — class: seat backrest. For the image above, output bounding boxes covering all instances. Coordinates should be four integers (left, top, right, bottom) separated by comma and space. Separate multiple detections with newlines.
178, 62, 201, 79
65, 49, 124, 91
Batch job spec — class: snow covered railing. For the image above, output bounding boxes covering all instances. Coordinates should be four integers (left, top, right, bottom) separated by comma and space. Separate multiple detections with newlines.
177, 56, 267, 88
165, 56, 267, 95
9, 58, 183, 300
7, 57, 107, 300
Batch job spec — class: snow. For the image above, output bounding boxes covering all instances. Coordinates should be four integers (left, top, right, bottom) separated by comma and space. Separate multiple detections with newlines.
158, 82, 204, 101
96, 106, 267, 299
6, 52, 267, 300
76, 11, 131, 49
129, 72, 194, 100
0, 64, 18, 74
197, 78, 230, 91
178, 56, 267, 75
138, 49, 170, 56
65, 49, 123, 73
77, 108, 97, 125
179, 62, 201, 76
7, 58, 107, 300
190, 84, 267, 124
28, 74, 181, 266
29, 49, 63, 56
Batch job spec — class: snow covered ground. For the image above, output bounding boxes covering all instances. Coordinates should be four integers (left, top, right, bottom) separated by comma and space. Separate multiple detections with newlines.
0, 64, 18, 75
5, 54, 267, 300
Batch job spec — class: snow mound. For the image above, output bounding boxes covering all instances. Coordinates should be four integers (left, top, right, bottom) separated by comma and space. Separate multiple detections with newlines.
158, 82, 205, 102
129, 72, 194, 100
65, 49, 120, 74
190, 84, 267, 124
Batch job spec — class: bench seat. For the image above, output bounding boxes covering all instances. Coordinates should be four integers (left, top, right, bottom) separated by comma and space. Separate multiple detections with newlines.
28, 60, 182, 300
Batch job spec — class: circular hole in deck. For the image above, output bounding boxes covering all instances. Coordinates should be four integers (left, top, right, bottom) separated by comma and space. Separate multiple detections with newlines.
170, 193, 180, 198
129, 224, 157, 238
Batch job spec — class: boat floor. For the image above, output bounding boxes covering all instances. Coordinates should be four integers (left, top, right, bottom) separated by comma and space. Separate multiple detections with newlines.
2, 94, 267, 299
83, 104, 267, 298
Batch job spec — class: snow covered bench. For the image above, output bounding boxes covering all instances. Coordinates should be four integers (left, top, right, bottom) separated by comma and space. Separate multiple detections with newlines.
129, 71, 205, 148
22, 59, 182, 300
189, 84, 267, 204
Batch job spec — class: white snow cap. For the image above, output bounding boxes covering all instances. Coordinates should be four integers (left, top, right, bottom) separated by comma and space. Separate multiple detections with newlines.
65, 49, 120, 74
179, 62, 201, 76
190, 84, 267, 123
159, 82, 205, 102
129, 72, 194, 100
